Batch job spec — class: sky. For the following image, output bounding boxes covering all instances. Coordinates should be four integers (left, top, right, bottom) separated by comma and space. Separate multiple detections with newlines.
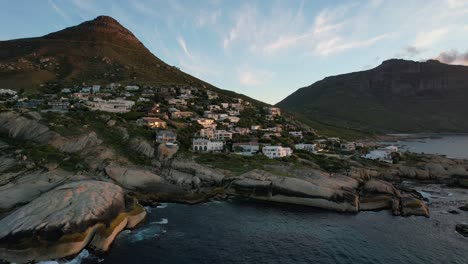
1, 0, 468, 104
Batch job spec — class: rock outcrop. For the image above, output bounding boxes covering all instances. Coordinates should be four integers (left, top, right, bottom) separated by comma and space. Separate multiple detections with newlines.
455, 224, 468, 237
227, 169, 360, 213
129, 137, 154, 158
0, 180, 146, 263
0, 112, 60, 144
105, 164, 165, 189
0, 169, 70, 211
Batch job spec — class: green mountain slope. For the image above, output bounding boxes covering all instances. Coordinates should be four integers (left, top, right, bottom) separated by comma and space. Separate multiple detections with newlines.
0, 16, 263, 105
277, 59, 468, 134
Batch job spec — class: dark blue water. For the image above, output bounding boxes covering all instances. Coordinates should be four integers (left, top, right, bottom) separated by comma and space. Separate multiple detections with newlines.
80, 200, 468, 264
383, 135, 468, 159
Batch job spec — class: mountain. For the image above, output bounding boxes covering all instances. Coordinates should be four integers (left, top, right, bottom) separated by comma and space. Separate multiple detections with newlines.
0, 16, 260, 104
277, 59, 468, 134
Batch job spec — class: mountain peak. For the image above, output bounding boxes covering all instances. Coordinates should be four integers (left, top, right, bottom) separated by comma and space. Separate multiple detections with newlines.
44, 15, 141, 46
93, 15, 120, 24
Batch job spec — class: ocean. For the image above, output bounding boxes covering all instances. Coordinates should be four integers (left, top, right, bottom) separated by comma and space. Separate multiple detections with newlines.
76, 199, 468, 264
382, 134, 468, 159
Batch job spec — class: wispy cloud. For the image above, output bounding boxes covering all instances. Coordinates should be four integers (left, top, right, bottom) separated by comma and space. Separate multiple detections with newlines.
48, 0, 70, 21
413, 27, 452, 48
177, 36, 193, 59
315, 34, 390, 56
238, 67, 273, 86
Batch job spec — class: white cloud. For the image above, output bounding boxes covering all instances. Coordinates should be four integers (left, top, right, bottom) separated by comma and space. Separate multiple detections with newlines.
238, 68, 273, 86
177, 36, 193, 59
48, 0, 70, 21
314, 34, 390, 56
196, 9, 221, 28
413, 27, 452, 48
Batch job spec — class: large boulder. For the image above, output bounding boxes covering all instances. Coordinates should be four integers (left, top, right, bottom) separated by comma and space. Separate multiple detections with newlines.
60, 132, 102, 153
0, 180, 146, 263
359, 180, 400, 211
130, 138, 155, 158
400, 194, 430, 217
0, 169, 70, 211
456, 224, 468, 237
229, 170, 359, 213
0, 112, 60, 144
105, 164, 165, 189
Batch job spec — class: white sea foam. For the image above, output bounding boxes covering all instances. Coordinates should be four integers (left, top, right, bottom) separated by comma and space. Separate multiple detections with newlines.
151, 218, 168, 225
157, 203, 168, 208
38, 249, 93, 264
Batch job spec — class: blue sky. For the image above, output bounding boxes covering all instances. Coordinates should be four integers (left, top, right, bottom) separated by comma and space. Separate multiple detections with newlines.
1, 0, 468, 104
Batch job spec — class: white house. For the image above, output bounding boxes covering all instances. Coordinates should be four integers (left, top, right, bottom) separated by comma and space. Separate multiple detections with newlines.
363, 145, 398, 163
192, 138, 223, 152
167, 98, 187, 106
251, 125, 261, 131
208, 105, 221, 111
200, 128, 215, 139
125, 85, 140, 91
262, 146, 293, 159
295, 143, 316, 152
233, 142, 260, 154
0, 89, 17, 96
263, 107, 281, 117
87, 98, 135, 113
227, 116, 240, 123
221, 103, 229, 108
92, 85, 101, 93
289, 131, 303, 138
340, 142, 356, 151
214, 130, 233, 141
203, 111, 219, 120
61, 88, 72, 93
196, 118, 216, 128
206, 91, 218, 100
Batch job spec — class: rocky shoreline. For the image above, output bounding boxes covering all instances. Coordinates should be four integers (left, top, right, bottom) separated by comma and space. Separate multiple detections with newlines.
0, 112, 467, 263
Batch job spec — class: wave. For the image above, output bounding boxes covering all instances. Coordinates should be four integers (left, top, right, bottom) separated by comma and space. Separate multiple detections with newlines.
38, 249, 94, 264
150, 218, 168, 225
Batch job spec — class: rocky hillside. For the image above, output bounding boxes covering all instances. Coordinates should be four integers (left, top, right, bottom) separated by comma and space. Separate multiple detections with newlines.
277, 59, 468, 133
0, 16, 261, 105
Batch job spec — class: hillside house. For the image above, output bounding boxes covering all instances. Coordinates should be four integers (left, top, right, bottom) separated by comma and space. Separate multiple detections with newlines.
262, 146, 292, 159
92, 85, 101, 93
125, 85, 139, 91
340, 142, 356, 151
289, 131, 303, 138
363, 146, 398, 163
196, 118, 216, 128
234, 127, 251, 135
192, 138, 223, 152
233, 142, 260, 154
87, 98, 135, 113
214, 130, 233, 141
206, 91, 218, 100
156, 130, 177, 143
48, 100, 70, 112
203, 111, 219, 120
15, 99, 44, 109
199, 128, 215, 139
263, 107, 281, 117
221, 103, 229, 108
139, 117, 166, 129
208, 105, 221, 111
227, 116, 240, 123
251, 125, 261, 131
295, 143, 316, 153
167, 98, 187, 106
